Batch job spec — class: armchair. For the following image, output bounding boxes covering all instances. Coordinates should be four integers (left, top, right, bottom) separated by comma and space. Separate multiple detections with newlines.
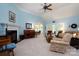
50, 33, 72, 53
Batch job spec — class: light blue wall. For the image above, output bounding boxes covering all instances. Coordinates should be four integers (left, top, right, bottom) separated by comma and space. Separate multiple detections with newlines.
0, 3, 44, 40
44, 16, 79, 32
60, 16, 79, 32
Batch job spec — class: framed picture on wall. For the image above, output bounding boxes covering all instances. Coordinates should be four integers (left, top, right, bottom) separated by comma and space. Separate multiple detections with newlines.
9, 11, 16, 23
26, 23, 32, 29
0, 23, 6, 36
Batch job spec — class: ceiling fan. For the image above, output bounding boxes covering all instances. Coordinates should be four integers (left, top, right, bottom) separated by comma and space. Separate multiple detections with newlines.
42, 3, 53, 12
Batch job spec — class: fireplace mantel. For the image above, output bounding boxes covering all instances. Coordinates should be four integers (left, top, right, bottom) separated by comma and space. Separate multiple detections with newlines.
6, 23, 20, 30
0, 23, 20, 30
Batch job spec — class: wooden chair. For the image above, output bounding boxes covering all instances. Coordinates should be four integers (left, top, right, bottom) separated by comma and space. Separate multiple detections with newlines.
46, 30, 53, 43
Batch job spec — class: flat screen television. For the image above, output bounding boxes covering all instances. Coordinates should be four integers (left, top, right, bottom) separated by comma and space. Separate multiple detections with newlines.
26, 23, 32, 29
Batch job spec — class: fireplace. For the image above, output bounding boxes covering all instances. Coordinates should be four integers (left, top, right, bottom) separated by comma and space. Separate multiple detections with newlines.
6, 30, 17, 43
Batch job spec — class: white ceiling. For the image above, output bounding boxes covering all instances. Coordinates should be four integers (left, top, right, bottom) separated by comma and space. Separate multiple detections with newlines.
16, 3, 79, 20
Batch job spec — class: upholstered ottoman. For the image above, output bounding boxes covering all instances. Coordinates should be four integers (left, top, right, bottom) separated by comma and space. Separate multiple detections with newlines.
6, 43, 16, 49
0, 43, 16, 56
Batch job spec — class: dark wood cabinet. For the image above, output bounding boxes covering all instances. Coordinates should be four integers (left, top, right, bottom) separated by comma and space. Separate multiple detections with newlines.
24, 30, 35, 39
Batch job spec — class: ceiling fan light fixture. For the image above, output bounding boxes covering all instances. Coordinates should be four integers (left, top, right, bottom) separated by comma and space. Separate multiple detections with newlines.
42, 3, 53, 12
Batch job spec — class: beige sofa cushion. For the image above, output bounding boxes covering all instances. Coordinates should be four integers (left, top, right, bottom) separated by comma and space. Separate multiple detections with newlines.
58, 33, 64, 38
63, 33, 72, 42
51, 40, 69, 45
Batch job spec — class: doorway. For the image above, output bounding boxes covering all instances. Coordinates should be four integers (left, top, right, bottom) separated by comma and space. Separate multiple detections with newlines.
34, 23, 43, 33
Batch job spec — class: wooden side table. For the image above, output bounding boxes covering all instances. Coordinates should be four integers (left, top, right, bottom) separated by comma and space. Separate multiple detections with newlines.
0, 36, 11, 46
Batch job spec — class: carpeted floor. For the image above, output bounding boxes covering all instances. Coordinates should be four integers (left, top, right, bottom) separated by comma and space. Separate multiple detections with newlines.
14, 34, 79, 56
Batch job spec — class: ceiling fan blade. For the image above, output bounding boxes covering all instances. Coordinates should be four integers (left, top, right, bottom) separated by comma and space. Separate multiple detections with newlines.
47, 8, 52, 10
44, 3, 47, 5
47, 4, 52, 7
